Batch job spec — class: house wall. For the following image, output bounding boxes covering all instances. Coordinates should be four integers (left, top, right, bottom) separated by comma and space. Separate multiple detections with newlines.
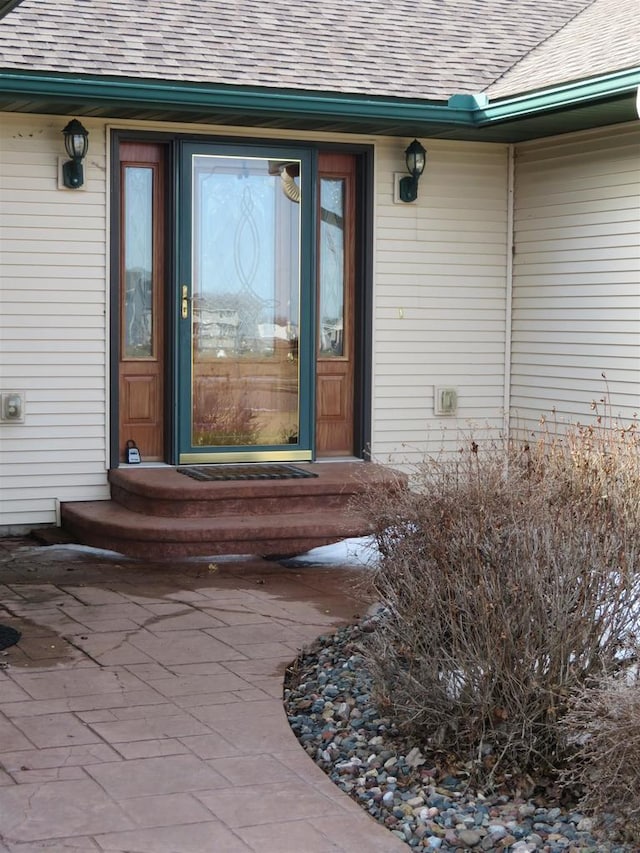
0, 112, 510, 530
0, 113, 110, 531
511, 124, 640, 433
371, 139, 509, 464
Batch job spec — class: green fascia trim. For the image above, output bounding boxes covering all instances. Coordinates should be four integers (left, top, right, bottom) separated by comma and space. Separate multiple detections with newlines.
477, 68, 640, 125
0, 1, 24, 20
447, 93, 489, 111
0, 67, 637, 131
0, 71, 474, 127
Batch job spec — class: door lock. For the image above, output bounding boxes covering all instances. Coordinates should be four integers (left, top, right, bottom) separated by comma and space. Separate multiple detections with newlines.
181, 285, 190, 320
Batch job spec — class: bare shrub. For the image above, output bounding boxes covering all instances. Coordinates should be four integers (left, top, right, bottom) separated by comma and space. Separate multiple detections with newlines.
193, 378, 259, 446
360, 411, 640, 785
562, 669, 640, 842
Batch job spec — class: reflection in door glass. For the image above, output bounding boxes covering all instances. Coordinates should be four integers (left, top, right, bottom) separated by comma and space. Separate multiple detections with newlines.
123, 167, 154, 358
319, 178, 345, 357
191, 156, 301, 448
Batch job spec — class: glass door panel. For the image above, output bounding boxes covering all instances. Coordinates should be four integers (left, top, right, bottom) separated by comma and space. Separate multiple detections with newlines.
179, 146, 313, 462
123, 167, 154, 358
319, 177, 346, 358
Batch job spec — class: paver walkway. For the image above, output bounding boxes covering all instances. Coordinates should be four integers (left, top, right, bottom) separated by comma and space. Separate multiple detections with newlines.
0, 538, 406, 852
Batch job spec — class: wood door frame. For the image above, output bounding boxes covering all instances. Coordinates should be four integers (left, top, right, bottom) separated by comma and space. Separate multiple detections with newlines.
109, 131, 373, 468
315, 143, 373, 461
109, 131, 175, 468
118, 142, 165, 461
316, 152, 357, 456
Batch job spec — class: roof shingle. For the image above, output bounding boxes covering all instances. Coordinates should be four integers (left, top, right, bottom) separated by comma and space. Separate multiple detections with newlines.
487, 0, 640, 97
0, 0, 609, 101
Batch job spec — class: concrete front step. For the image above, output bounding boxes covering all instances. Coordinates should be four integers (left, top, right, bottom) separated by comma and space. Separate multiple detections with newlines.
60, 462, 407, 559
108, 462, 399, 518
61, 500, 373, 558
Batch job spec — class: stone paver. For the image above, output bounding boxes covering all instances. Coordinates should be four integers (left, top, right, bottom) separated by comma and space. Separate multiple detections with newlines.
0, 778, 136, 841
0, 537, 406, 852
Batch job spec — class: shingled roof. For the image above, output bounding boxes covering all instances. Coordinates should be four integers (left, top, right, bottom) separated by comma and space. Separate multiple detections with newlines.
0, 0, 611, 102
487, 0, 640, 97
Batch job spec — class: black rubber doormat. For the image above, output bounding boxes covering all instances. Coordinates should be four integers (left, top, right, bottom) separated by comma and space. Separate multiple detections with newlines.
177, 464, 318, 482
0, 625, 21, 651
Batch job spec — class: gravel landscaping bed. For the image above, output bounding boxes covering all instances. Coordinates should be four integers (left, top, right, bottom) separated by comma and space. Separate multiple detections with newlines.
283, 615, 633, 853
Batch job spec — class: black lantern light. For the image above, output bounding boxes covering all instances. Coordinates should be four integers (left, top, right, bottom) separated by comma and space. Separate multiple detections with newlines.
61, 119, 89, 189
398, 138, 427, 203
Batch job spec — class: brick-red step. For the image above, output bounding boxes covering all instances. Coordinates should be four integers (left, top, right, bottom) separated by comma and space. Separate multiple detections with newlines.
60, 462, 407, 558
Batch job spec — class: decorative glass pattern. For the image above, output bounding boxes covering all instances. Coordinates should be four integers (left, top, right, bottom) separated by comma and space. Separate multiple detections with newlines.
123, 167, 154, 358
191, 155, 302, 448
319, 178, 345, 357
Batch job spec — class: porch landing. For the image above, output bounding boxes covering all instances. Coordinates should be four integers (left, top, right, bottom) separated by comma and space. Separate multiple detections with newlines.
61, 462, 406, 559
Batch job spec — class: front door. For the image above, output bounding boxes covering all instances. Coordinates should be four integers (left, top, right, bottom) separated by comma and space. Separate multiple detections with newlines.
116, 138, 361, 465
178, 143, 314, 463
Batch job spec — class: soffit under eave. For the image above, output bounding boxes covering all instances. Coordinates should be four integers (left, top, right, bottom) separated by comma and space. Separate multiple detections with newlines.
0, 90, 636, 142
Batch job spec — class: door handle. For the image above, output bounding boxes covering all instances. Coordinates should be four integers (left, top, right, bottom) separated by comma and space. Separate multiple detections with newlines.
181, 285, 190, 320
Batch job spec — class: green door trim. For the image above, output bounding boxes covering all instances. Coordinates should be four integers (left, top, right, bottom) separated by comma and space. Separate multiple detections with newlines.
177, 140, 316, 464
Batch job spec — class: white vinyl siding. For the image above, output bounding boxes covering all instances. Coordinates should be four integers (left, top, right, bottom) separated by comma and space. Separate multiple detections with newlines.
0, 114, 109, 529
371, 139, 509, 463
510, 125, 640, 432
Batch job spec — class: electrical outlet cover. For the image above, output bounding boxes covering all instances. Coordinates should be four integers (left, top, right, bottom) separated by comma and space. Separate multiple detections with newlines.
434, 386, 458, 416
1, 392, 25, 422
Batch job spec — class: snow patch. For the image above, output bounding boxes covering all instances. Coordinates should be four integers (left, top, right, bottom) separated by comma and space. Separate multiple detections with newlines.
30, 538, 380, 567
29, 543, 130, 560
282, 536, 379, 567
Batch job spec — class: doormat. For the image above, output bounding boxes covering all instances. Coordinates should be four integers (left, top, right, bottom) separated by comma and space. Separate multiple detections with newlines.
177, 464, 318, 482
0, 625, 21, 651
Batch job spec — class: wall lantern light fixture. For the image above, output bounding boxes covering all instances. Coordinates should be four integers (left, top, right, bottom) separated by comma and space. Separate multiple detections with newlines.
398, 138, 427, 203
61, 119, 89, 189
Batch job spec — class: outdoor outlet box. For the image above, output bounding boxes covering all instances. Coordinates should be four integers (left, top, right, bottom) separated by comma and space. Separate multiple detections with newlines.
1, 392, 25, 422
434, 386, 458, 416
